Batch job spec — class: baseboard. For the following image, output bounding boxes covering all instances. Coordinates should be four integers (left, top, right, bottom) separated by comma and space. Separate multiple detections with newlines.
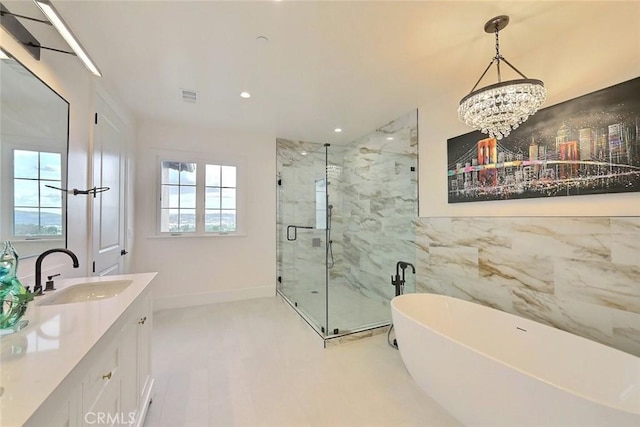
152, 285, 275, 311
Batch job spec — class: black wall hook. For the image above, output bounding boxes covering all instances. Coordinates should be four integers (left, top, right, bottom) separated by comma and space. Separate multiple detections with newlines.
45, 185, 110, 198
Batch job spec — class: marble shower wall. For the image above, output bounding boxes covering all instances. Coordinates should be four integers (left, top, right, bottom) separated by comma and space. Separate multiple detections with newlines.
341, 111, 418, 302
414, 216, 640, 357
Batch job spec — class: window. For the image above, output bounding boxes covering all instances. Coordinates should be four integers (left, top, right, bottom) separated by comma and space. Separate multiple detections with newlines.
160, 161, 197, 232
12, 149, 63, 237
158, 158, 240, 235
205, 164, 237, 232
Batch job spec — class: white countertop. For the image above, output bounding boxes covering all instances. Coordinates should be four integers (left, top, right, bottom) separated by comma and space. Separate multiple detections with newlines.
0, 272, 157, 427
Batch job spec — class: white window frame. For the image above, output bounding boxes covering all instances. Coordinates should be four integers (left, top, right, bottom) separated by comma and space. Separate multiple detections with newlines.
155, 151, 246, 237
1, 141, 67, 243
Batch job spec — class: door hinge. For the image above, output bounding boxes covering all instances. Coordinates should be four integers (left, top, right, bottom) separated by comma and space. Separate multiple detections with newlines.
94, 112, 98, 124
92, 261, 96, 273
121, 249, 129, 256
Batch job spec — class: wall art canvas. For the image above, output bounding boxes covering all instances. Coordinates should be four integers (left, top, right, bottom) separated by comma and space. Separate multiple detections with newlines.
447, 77, 640, 203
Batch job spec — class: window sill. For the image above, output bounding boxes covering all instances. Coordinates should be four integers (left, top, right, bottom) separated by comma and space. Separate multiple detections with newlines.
7, 237, 65, 242
147, 232, 246, 239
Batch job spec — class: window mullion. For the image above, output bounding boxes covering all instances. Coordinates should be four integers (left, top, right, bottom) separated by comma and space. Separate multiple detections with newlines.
218, 168, 223, 229
37, 153, 42, 233
196, 161, 205, 233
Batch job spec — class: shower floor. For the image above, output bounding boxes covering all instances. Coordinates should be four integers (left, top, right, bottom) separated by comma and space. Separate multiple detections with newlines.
281, 282, 391, 336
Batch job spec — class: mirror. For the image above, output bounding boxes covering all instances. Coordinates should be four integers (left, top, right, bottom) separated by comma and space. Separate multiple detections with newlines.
0, 49, 69, 258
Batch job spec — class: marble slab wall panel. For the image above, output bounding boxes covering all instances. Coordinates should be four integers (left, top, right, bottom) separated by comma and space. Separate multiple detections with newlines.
611, 217, 640, 266
414, 216, 640, 357
356, 110, 418, 155
340, 111, 418, 305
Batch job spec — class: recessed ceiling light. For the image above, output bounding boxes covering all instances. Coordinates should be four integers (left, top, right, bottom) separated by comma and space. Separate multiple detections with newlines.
334, 128, 342, 133
240, 91, 251, 99
256, 36, 269, 44
387, 137, 394, 140
300, 151, 307, 156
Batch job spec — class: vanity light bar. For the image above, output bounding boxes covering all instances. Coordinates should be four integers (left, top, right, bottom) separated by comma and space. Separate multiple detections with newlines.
33, 0, 101, 77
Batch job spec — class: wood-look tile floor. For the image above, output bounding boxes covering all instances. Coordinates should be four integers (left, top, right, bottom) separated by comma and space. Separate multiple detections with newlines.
144, 296, 460, 427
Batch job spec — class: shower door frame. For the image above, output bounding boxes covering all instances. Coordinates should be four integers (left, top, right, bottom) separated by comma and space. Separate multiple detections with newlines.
276, 141, 331, 337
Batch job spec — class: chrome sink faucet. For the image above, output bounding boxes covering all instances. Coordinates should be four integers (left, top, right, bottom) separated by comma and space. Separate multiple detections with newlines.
34, 248, 79, 296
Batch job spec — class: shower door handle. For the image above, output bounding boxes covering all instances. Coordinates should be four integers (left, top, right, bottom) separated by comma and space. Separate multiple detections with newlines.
287, 225, 313, 241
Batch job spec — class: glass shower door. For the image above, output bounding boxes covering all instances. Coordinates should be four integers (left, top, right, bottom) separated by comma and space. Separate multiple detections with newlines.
277, 143, 328, 335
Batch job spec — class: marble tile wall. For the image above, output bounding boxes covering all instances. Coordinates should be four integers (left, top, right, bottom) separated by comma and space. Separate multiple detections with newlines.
341, 111, 418, 303
414, 216, 640, 357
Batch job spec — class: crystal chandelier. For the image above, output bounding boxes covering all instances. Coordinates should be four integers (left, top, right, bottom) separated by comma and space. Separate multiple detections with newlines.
326, 164, 342, 181
458, 16, 546, 140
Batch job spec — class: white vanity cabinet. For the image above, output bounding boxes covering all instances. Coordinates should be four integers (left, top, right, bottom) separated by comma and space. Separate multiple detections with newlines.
23, 386, 81, 427
82, 335, 121, 423
23, 288, 154, 427
119, 293, 153, 426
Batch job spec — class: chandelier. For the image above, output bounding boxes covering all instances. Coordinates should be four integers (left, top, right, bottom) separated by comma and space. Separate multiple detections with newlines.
458, 16, 546, 140
326, 164, 342, 181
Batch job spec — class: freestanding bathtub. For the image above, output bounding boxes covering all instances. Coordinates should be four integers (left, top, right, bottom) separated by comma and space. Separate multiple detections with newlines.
391, 293, 640, 427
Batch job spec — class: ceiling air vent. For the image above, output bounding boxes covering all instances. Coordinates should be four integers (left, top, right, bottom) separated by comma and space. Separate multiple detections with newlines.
181, 89, 198, 103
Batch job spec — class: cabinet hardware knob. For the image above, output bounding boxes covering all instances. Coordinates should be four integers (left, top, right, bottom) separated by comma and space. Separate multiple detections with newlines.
138, 316, 147, 325
102, 372, 112, 380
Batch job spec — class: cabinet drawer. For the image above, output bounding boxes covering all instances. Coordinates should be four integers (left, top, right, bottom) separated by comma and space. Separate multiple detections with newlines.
83, 341, 119, 412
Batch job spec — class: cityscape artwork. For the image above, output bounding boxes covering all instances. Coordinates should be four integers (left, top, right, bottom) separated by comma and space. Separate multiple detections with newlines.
447, 77, 640, 203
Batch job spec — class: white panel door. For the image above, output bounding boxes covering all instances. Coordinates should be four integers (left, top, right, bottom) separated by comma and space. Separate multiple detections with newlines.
92, 95, 126, 276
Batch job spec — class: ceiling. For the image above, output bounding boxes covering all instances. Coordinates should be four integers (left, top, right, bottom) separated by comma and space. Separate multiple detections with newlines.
4, 1, 640, 144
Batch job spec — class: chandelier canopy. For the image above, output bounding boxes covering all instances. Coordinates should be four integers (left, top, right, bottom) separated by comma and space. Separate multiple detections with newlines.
458, 16, 546, 140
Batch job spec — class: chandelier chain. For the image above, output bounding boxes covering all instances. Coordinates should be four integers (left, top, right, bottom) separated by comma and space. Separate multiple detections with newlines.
495, 22, 502, 82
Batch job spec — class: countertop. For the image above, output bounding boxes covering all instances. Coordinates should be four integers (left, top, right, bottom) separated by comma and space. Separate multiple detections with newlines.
0, 272, 157, 427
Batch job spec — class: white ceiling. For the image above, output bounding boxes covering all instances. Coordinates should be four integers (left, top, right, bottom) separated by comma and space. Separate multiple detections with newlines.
4, 1, 640, 144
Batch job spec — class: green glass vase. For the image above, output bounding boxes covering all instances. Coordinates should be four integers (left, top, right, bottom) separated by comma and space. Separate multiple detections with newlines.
0, 241, 33, 330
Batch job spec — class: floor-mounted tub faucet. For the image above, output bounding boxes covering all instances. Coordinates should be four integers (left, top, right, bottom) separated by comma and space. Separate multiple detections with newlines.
34, 248, 79, 296
392, 261, 416, 296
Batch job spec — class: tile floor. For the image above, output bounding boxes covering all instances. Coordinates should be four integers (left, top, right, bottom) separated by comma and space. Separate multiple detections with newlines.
143, 296, 461, 427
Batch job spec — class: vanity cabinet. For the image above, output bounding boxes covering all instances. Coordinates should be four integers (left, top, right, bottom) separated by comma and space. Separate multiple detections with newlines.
25, 386, 81, 427
120, 293, 153, 426
82, 337, 121, 422
23, 290, 153, 427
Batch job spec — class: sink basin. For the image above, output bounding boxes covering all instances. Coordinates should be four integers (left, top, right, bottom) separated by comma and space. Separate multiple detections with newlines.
37, 280, 133, 306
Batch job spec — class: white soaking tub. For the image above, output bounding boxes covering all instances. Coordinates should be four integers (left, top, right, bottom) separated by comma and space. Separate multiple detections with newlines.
391, 293, 640, 427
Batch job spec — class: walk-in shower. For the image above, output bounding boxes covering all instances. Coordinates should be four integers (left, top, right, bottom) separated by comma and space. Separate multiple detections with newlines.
276, 110, 418, 340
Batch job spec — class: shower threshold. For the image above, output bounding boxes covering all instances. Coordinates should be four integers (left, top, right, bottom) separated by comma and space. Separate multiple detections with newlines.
277, 291, 391, 348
